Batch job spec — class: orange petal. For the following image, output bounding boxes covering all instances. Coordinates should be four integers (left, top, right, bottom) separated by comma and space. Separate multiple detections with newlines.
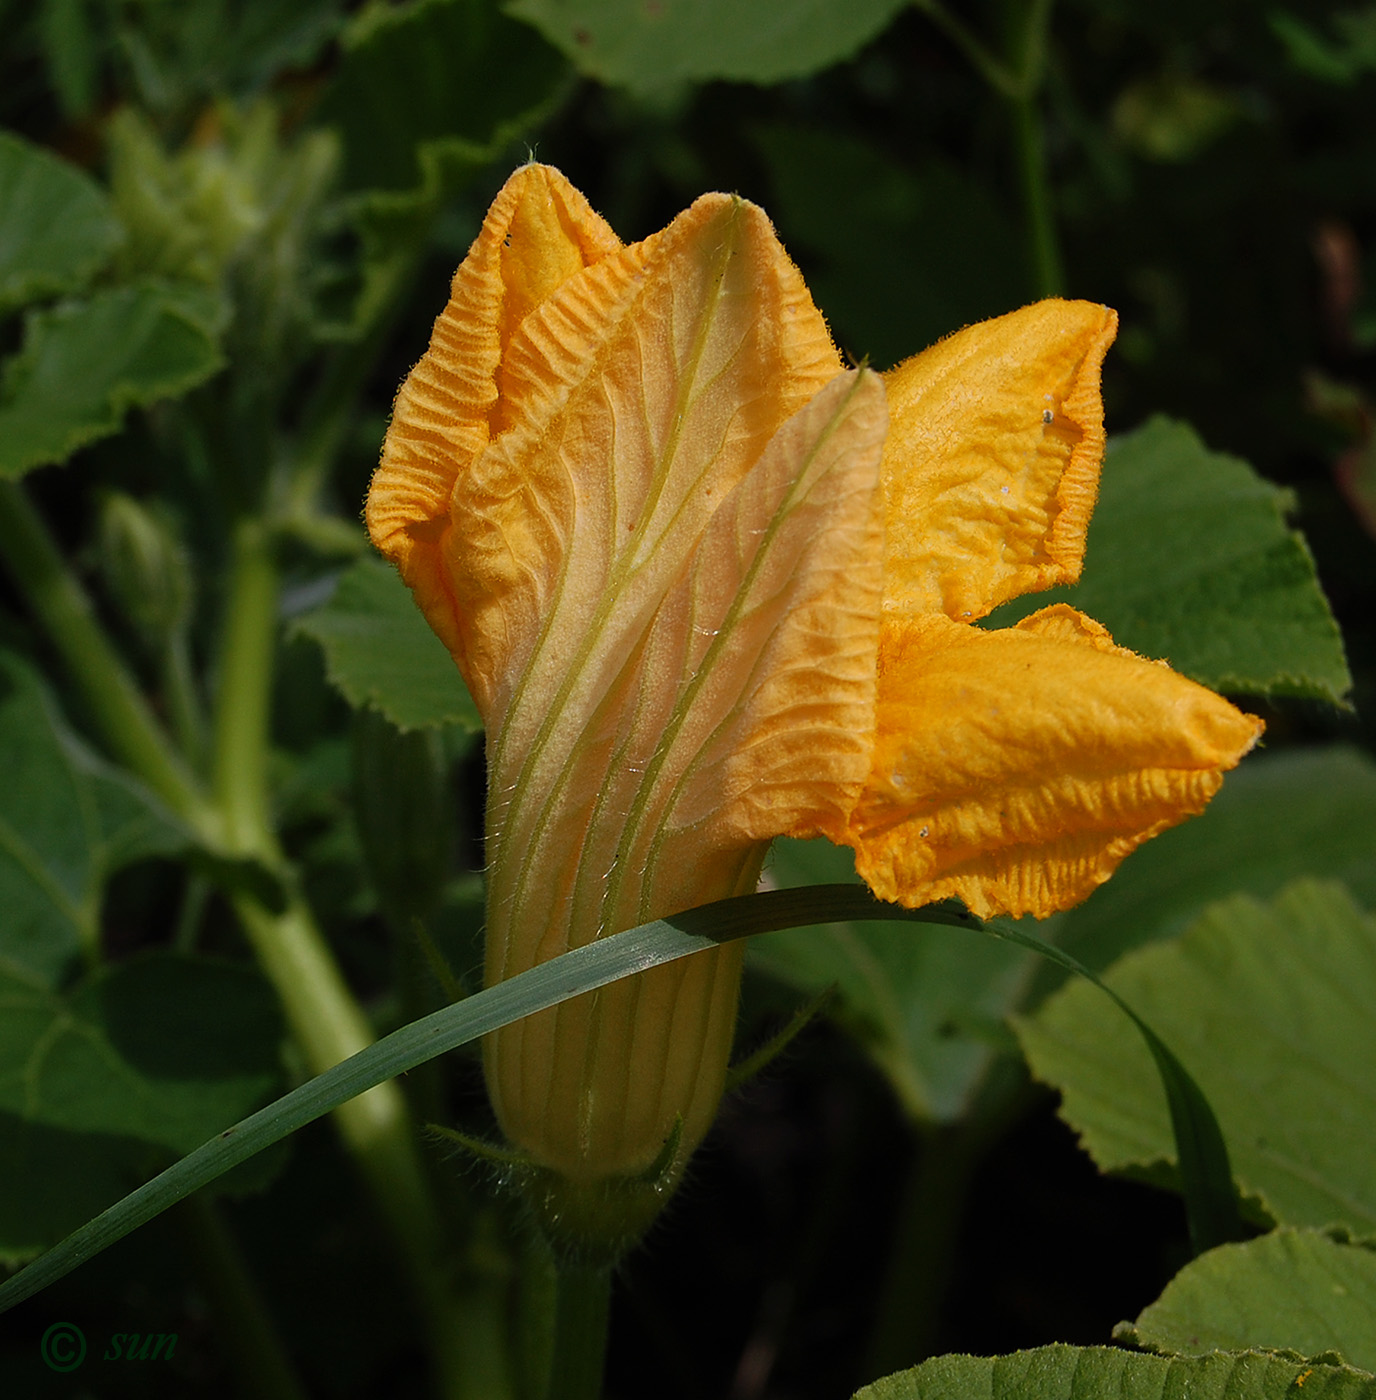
881, 300, 1117, 623
365, 164, 620, 684
841, 605, 1264, 919
447, 190, 842, 726
483, 365, 887, 1178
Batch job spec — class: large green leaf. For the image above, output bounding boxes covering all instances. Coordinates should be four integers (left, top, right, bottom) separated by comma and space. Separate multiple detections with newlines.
321, 0, 566, 200
1120, 1229, 1376, 1371
1050, 746, 1376, 979
1018, 880, 1376, 1234
291, 556, 482, 732
0, 952, 284, 1264
853, 1345, 1375, 1399
754, 838, 1034, 1124
755, 126, 1028, 366
0, 132, 118, 318
0, 952, 282, 1156
987, 416, 1351, 702
0, 1114, 154, 1268
506, 0, 909, 92
0, 654, 189, 986
0, 281, 224, 478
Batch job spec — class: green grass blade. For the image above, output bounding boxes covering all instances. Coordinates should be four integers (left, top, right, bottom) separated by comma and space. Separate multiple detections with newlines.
0, 884, 1236, 1312
979, 913, 1244, 1253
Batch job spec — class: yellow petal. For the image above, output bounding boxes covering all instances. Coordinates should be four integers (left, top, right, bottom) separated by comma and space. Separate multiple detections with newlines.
365, 164, 620, 685
881, 300, 1118, 622
447, 190, 843, 726
480, 308, 887, 1180
841, 605, 1264, 919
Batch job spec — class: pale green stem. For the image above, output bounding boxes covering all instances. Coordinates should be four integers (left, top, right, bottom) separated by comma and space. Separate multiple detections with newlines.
0, 479, 213, 832
863, 1124, 978, 1373
162, 628, 208, 771
210, 515, 508, 1400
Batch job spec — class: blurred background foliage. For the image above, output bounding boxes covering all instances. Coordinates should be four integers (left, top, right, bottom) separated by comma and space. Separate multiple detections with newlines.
1, 0, 1374, 1397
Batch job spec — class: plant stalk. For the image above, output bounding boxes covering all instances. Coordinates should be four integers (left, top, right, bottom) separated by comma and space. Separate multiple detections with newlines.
209, 513, 507, 1400
0, 478, 213, 832
1012, 92, 1065, 298
547, 1259, 613, 1400
913, 0, 1065, 299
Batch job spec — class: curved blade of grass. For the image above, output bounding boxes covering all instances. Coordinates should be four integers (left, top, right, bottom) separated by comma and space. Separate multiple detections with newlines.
0, 884, 1236, 1311
979, 913, 1243, 1253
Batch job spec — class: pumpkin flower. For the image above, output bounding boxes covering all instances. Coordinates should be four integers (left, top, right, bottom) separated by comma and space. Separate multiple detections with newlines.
366, 164, 1261, 1240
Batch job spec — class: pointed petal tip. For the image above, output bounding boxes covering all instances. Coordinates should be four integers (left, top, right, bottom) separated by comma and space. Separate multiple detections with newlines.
842, 607, 1263, 921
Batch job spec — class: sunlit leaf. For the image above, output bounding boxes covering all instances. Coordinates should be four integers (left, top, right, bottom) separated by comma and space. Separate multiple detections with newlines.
1051, 746, 1376, 979
0, 131, 118, 317
1019, 880, 1376, 1234
507, 0, 909, 92
0, 281, 224, 478
988, 417, 1351, 702
290, 556, 482, 732
1120, 1229, 1376, 1371
853, 1344, 1374, 1399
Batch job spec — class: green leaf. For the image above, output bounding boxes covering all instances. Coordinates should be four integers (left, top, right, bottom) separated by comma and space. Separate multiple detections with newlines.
0, 281, 224, 478
37, 0, 103, 118
0, 952, 283, 1155
754, 839, 1035, 1124
326, 0, 565, 195
0, 952, 284, 1264
291, 556, 482, 731
1120, 1229, 1376, 1371
1052, 745, 1376, 978
754, 126, 1027, 367
0, 131, 119, 318
0, 1115, 154, 1268
506, 0, 909, 92
0, 654, 189, 985
1270, 10, 1376, 85
987, 416, 1351, 702
852, 1344, 1375, 1399
0, 884, 1235, 1311
1019, 880, 1376, 1235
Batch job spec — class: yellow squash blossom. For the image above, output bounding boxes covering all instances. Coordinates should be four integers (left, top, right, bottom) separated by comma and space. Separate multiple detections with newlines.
366, 164, 1261, 1235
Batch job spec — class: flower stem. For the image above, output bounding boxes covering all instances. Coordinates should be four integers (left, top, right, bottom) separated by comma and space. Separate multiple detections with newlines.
547, 1259, 613, 1400
1009, 0, 1064, 298
0, 478, 212, 831
913, 0, 1065, 299
910, 0, 1022, 98
1012, 92, 1065, 298
209, 513, 507, 1400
